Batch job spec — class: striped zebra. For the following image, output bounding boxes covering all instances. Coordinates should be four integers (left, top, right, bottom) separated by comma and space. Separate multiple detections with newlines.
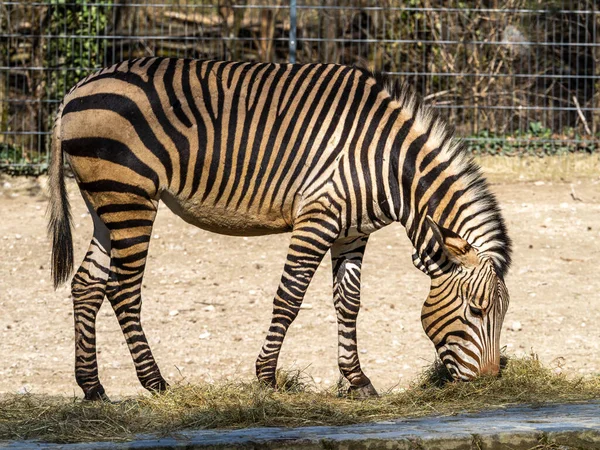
48, 58, 511, 400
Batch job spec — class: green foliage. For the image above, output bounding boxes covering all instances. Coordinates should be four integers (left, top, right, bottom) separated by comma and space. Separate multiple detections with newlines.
527, 121, 551, 138
0, 143, 47, 176
45, 0, 112, 99
467, 122, 599, 156
13, 0, 113, 177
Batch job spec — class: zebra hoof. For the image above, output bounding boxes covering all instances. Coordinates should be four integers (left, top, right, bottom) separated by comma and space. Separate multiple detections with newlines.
83, 385, 110, 402
348, 382, 378, 398
147, 378, 169, 394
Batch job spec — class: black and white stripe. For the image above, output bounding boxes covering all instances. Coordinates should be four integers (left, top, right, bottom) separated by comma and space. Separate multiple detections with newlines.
48, 58, 511, 399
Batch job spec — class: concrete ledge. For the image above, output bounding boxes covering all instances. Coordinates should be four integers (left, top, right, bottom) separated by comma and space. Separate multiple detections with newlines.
1, 402, 599, 449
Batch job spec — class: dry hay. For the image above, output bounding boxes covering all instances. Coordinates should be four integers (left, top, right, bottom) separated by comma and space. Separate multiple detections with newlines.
1, 354, 599, 444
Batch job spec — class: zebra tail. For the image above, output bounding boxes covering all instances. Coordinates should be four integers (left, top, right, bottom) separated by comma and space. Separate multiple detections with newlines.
47, 103, 74, 289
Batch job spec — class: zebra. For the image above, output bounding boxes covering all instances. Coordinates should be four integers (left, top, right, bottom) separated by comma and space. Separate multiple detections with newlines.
48, 58, 511, 400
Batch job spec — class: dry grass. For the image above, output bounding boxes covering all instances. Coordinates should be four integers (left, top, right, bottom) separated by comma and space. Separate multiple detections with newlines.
1, 354, 599, 444
475, 153, 600, 183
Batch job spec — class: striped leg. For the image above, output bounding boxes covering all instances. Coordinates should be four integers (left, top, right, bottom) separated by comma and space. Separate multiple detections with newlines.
72, 225, 110, 401
105, 203, 167, 393
255, 211, 339, 387
331, 236, 378, 397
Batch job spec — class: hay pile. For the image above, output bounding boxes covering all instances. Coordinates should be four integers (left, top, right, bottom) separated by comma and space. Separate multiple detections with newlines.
1, 354, 598, 444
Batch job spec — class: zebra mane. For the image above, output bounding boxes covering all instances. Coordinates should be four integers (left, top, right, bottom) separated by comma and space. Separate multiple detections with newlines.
359, 67, 512, 277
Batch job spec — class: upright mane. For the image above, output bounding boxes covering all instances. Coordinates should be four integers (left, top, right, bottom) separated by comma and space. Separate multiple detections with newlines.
358, 67, 512, 277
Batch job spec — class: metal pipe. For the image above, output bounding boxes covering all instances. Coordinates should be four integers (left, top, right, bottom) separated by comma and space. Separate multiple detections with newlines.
289, 0, 297, 63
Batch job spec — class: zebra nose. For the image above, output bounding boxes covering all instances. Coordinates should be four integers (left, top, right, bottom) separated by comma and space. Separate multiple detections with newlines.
479, 362, 500, 376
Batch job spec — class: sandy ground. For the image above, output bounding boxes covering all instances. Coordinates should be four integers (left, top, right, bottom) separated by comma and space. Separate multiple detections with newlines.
1, 163, 599, 398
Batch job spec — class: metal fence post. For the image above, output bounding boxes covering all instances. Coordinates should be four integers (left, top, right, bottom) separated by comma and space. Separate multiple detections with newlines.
289, 0, 297, 63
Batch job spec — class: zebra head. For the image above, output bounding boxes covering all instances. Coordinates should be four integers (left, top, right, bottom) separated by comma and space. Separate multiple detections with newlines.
421, 216, 509, 381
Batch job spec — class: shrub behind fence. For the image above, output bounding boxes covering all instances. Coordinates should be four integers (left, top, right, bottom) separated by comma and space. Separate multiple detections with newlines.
1, 0, 599, 174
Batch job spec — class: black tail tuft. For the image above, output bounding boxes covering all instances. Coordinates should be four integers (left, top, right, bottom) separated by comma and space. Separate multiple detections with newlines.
47, 104, 74, 289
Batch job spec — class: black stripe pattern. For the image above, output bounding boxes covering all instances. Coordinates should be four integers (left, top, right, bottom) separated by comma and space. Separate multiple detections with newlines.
52, 58, 511, 399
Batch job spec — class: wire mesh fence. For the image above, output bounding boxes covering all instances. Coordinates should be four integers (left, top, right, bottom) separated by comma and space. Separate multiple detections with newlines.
1, 0, 599, 174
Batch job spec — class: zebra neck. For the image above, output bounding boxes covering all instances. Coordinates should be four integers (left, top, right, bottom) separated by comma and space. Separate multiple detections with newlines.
388, 120, 510, 277
348, 75, 510, 277
403, 171, 510, 277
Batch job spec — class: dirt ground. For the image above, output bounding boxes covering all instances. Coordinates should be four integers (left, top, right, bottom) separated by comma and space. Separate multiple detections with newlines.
1, 158, 599, 397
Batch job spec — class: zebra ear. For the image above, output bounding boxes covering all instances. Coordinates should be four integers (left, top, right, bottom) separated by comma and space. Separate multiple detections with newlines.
426, 216, 479, 268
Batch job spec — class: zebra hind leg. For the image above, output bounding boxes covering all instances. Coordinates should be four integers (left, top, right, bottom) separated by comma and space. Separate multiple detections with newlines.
104, 200, 168, 393
331, 236, 378, 398
255, 210, 339, 388
72, 207, 111, 400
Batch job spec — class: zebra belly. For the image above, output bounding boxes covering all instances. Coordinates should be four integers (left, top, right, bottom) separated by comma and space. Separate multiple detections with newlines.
160, 191, 292, 236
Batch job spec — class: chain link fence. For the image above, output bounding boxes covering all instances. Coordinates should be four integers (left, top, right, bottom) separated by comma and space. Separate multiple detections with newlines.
1, 0, 599, 174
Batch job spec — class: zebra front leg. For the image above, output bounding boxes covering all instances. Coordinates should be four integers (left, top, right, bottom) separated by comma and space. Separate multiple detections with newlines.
256, 211, 339, 387
331, 236, 378, 398
72, 232, 110, 401
105, 204, 167, 393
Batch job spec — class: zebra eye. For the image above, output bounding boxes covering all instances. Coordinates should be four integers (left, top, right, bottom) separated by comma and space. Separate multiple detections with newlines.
469, 305, 483, 317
